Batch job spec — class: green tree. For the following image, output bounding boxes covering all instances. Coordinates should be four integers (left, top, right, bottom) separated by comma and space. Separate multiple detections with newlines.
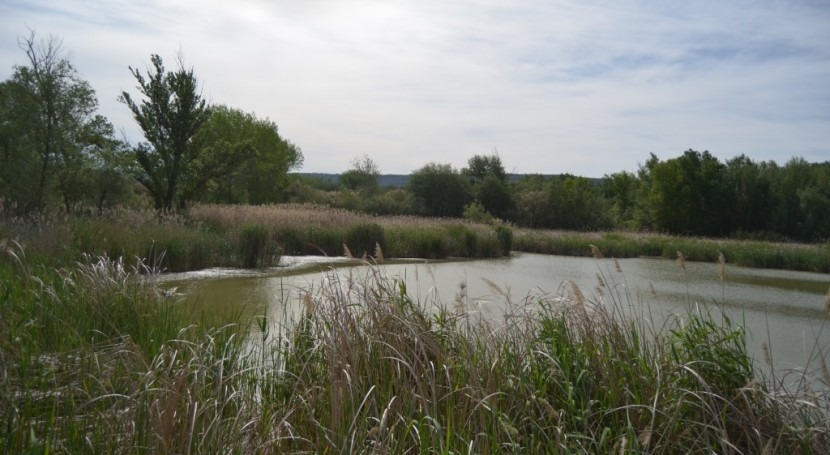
462, 152, 513, 219
647, 150, 727, 236
545, 175, 611, 230
0, 31, 114, 213
119, 54, 211, 211
189, 105, 303, 204
408, 163, 471, 217
601, 171, 639, 228
340, 154, 379, 193
722, 155, 773, 235
462, 151, 507, 185
474, 173, 513, 220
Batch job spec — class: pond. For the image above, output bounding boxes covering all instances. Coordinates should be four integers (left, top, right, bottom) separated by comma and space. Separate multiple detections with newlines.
163, 253, 830, 383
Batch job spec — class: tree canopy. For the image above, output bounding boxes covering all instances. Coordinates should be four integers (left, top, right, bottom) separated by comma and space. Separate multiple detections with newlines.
191, 105, 304, 204
119, 54, 211, 211
408, 163, 471, 217
0, 31, 126, 214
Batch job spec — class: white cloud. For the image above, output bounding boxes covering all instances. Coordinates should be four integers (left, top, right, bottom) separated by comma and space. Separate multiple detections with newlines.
1, 0, 828, 176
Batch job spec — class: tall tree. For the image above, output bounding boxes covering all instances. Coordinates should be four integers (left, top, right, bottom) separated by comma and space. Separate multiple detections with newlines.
647, 150, 727, 236
190, 105, 303, 204
119, 54, 211, 210
0, 31, 110, 213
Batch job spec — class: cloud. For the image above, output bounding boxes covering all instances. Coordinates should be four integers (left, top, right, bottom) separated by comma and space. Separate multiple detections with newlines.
1, 0, 828, 176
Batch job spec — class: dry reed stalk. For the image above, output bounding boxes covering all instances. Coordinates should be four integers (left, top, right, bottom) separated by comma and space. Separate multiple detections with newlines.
374, 242, 384, 262
761, 340, 772, 367
818, 348, 830, 387
613, 257, 622, 273
676, 251, 686, 272
717, 251, 726, 282
825, 285, 830, 316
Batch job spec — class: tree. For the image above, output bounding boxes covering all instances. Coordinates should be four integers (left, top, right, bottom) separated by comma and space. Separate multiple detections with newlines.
474, 173, 513, 219
601, 171, 639, 228
119, 54, 211, 211
723, 155, 773, 235
187, 105, 303, 204
646, 150, 728, 236
545, 175, 611, 230
340, 154, 379, 193
462, 151, 507, 185
408, 163, 471, 217
0, 31, 114, 213
462, 152, 513, 219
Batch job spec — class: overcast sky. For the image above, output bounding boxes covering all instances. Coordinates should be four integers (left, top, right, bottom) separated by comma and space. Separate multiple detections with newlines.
1, 0, 828, 176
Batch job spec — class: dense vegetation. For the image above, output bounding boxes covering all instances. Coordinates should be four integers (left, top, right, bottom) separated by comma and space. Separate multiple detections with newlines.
1, 32, 302, 215
2, 245, 828, 453
3, 29, 829, 455
0, 205, 513, 272
286, 151, 830, 243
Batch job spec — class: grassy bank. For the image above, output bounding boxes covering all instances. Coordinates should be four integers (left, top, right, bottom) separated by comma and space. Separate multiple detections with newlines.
2, 204, 829, 274
2, 245, 829, 453
0, 204, 511, 272
514, 228, 830, 273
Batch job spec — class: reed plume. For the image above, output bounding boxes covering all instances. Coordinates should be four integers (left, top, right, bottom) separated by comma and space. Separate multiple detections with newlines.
676, 251, 686, 272
343, 243, 353, 259
374, 241, 384, 262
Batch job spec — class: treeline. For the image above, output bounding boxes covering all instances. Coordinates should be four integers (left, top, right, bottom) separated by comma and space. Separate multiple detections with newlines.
286, 150, 830, 242
2, 32, 828, 243
0, 32, 302, 215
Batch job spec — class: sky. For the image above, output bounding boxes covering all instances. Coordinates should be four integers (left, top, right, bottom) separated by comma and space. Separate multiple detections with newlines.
1, 0, 828, 177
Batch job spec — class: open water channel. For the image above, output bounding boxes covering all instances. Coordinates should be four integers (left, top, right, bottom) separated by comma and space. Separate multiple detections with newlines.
163, 253, 830, 384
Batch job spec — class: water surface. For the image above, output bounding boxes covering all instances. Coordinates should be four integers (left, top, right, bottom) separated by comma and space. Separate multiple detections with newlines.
164, 253, 830, 382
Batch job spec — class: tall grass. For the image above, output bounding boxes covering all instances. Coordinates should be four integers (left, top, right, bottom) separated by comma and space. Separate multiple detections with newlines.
191, 203, 511, 260
2, 243, 828, 453
514, 228, 830, 273
0, 204, 512, 273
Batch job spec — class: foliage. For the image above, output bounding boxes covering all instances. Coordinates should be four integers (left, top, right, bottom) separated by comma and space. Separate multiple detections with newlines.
119, 54, 211, 211
3, 255, 827, 453
0, 31, 130, 214
192, 105, 303, 204
339, 154, 380, 193
463, 201, 493, 224
345, 222, 385, 259
408, 162, 472, 217
462, 150, 507, 184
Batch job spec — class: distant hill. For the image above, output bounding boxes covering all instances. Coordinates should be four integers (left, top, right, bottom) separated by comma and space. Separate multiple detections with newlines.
296, 173, 598, 187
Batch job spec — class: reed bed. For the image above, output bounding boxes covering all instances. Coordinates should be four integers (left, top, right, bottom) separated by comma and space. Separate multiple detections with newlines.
189, 203, 512, 260
0, 204, 511, 273
514, 228, 830, 273
2, 243, 828, 453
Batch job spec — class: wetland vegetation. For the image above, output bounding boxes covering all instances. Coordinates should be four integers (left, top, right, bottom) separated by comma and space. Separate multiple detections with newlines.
2, 30, 830, 453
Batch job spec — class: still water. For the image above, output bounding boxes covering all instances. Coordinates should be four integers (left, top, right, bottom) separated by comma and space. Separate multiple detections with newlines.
164, 253, 830, 381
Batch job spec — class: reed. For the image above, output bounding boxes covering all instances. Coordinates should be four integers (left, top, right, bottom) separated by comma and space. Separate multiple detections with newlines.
2, 248, 827, 453
513, 228, 830, 273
